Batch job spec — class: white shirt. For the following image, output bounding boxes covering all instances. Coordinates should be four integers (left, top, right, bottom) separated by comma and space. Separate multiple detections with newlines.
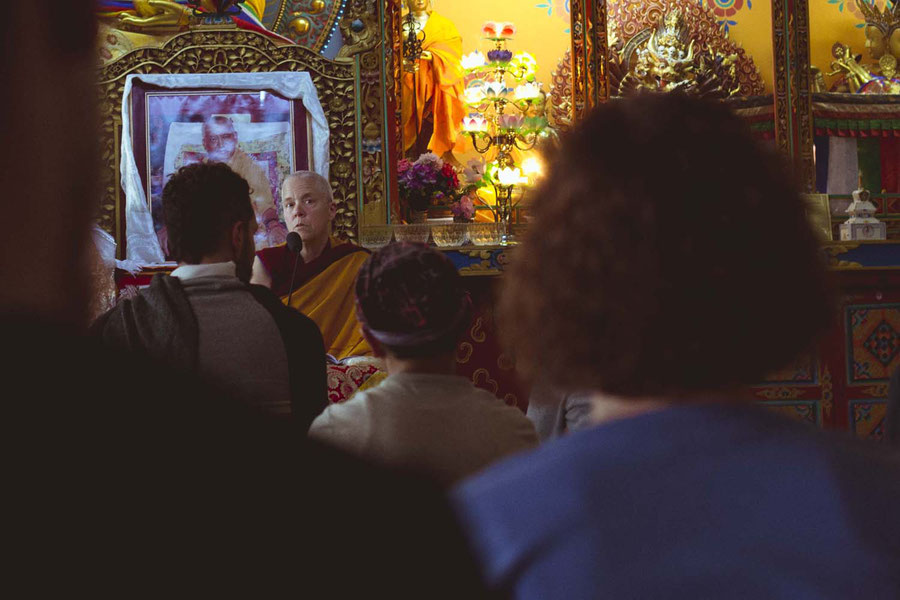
170, 261, 236, 280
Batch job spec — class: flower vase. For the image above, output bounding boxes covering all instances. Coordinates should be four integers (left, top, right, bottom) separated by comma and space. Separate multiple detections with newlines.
409, 209, 428, 224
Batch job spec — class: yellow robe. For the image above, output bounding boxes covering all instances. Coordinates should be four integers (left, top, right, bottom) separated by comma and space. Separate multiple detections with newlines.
282, 246, 372, 360
401, 12, 467, 157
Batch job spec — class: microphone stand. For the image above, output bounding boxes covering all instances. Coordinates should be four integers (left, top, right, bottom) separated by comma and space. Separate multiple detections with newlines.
286, 232, 303, 306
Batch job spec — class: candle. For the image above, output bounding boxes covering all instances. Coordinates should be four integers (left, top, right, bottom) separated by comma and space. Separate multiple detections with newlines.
521, 156, 543, 179
496, 166, 527, 186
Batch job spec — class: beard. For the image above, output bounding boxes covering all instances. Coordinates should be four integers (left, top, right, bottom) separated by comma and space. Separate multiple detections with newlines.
207, 142, 236, 164
234, 221, 256, 283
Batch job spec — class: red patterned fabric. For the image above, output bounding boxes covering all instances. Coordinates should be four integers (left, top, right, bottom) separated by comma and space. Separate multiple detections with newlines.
327, 363, 383, 404
454, 278, 530, 412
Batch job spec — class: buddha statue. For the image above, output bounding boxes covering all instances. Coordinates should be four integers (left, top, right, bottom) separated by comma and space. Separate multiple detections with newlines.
400, 0, 466, 160
856, 0, 900, 67
117, 0, 191, 29
827, 0, 900, 93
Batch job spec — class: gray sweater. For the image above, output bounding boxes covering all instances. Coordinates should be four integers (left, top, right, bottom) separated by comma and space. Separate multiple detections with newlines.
93, 272, 327, 429
181, 275, 291, 416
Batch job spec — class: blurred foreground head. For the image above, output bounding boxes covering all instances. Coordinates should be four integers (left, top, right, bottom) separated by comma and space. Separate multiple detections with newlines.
502, 93, 831, 398
0, 2, 98, 325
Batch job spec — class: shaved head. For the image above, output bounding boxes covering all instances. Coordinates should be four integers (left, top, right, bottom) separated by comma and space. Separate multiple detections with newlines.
283, 171, 333, 204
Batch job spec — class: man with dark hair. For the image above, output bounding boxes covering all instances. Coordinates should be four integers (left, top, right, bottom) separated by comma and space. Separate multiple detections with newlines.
453, 94, 900, 598
309, 243, 537, 486
93, 161, 327, 428
4, 6, 494, 596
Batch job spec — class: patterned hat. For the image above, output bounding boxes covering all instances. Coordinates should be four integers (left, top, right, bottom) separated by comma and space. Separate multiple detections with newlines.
355, 242, 471, 350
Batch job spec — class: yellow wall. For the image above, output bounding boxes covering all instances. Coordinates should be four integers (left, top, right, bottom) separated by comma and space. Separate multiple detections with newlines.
809, 0, 888, 90
433, 0, 571, 92
726, 1, 774, 94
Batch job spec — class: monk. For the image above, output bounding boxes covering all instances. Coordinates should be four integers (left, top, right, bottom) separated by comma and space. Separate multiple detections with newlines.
401, 0, 466, 159
251, 171, 371, 359
201, 116, 287, 250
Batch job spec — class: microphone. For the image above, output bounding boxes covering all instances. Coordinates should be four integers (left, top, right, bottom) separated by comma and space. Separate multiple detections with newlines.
286, 232, 303, 307
286, 231, 303, 253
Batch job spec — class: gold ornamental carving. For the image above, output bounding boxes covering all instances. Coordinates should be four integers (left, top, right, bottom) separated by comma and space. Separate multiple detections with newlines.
338, 0, 387, 225
550, 51, 574, 130
793, 0, 815, 193
772, 0, 789, 155
607, 0, 764, 98
571, 0, 588, 119
97, 27, 362, 245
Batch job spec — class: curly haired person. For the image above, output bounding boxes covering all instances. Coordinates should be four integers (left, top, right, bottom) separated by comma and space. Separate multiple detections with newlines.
453, 93, 900, 599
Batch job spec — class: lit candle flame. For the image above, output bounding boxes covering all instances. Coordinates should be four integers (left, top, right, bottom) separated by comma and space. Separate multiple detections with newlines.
496, 166, 527, 186
521, 156, 543, 178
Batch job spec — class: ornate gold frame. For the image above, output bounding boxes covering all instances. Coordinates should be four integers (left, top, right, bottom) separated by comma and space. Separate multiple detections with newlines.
97, 24, 383, 252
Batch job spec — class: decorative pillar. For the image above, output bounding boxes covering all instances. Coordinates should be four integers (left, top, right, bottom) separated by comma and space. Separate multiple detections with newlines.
571, 0, 609, 123
772, 0, 815, 192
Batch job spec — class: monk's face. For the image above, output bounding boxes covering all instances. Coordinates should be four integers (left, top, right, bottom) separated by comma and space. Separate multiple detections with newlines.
203, 119, 238, 162
281, 175, 336, 246
405, 0, 429, 14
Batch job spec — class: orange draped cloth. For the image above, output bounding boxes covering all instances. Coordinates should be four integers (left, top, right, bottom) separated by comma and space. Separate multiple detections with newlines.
284, 250, 372, 360
257, 239, 372, 359
401, 12, 467, 157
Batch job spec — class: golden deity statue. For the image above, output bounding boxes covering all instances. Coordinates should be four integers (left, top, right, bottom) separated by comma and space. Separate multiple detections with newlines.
828, 42, 877, 92
400, 0, 466, 159
618, 8, 740, 98
817, 1, 899, 94
97, 1, 269, 65
856, 0, 900, 65
118, 0, 191, 30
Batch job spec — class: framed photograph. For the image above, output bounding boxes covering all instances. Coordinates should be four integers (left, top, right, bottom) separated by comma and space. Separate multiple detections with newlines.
130, 82, 312, 257
803, 193, 833, 242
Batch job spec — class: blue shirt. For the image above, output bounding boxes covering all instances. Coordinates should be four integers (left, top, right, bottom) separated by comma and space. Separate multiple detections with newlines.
453, 403, 900, 599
